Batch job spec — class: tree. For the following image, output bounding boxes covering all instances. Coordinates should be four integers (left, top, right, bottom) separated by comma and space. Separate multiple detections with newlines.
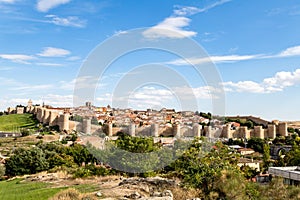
87, 135, 174, 176
284, 146, 300, 166
173, 140, 240, 196
247, 137, 265, 153
288, 127, 295, 133
5, 147, 49, 176
66, 144, 96, 165
262, 144, 271, 172
272, 136, 286, 145
244, 120, 254, 129
199, 112, 212, 120
48, 154, 75, 169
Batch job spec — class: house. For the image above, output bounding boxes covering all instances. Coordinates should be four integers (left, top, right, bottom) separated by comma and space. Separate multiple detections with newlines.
238, 148, 255, 155
228, 145, 243, 150
256, 174, 271, 183
238, 158, 261, 171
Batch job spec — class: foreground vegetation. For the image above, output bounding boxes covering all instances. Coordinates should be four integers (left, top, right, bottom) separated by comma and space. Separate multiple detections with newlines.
2, 131, 300, 199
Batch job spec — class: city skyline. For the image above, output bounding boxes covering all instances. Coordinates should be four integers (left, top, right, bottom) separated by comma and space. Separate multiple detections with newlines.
1, 0, 300, 121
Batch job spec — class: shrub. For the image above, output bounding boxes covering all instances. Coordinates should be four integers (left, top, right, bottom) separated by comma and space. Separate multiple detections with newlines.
20, 128, 30, 137
49, 188, 97, 200
73, 167, 91, 178
50, 188, 81, 200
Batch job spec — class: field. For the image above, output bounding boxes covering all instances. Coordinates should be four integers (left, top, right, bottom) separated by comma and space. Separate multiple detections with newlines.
0, 179, 64, 200
0, 114, 38, 132
0, 178, 100, 200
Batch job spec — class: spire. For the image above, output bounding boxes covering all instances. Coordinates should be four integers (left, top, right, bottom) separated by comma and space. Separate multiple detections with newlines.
28, 99, 33, 107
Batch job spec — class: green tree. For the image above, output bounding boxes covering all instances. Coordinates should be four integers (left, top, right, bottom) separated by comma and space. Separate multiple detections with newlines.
173, 140, 240, 196
88, 135, 174, 176
5, 147, 49, 176
284, 146, 300, 166
48, 154, 75, 169
288, 127, 295, 133
262, 144, 271, 172
66, 144, 96, 165
272, 136, 286, 145
247, 137, 265, 153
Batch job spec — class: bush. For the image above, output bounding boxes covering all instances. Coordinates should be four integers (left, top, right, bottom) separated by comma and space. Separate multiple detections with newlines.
84, 164, 110, 176
73, 167, 91, 178
49, 188, 97, 200
20, 128, 30, 137
50, 188, 81, 200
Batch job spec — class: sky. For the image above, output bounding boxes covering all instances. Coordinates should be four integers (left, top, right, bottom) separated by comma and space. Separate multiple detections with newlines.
1, 0, 300, 121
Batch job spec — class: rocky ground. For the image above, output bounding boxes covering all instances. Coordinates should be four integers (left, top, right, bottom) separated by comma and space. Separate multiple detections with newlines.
22, 172, 201, 200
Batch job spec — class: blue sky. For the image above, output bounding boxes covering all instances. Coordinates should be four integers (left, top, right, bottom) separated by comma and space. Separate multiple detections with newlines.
1, 0, 300, 121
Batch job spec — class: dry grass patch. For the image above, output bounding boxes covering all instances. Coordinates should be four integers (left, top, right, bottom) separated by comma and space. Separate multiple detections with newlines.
49, 188, 98, 200
171, 186, 202, 200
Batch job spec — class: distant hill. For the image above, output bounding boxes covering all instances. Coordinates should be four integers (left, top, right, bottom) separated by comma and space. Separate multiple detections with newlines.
0, 114, 38, 132
226, 116, 271, 127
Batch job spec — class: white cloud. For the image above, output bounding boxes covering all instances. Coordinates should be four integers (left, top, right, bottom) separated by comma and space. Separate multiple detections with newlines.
38, 47, 70, 57
0, 77, 20, 87
45, 15, 86, 28
60, 76, 105, 91
96, 93, 112, 103
222, 81, 265, 93
197, 0, 232, 13
174, 86, 221, 99
0, 94, 73, 110
143, 16, 197, 39
11, 84, 54, 91
167, 54, 260, 65
114, 30, 128, 36
36, 0, 71, 12
0, 66, 13, 71
0, 0, 15, 3
127, 85, 220, 109
67, 56, 81, 61
0, 76, 57, 93
0, 76, 55, 93
0, 54, 35, 64
36, 62, 63, 67
143, 1, 232, 39
173, 0, 231, 16
223, 68, 300, 94
41, 94, 73, 107
278, 45, 300, 57
173, 6, 201, 16
128, 86, 175, 109
167, 45, 300, 66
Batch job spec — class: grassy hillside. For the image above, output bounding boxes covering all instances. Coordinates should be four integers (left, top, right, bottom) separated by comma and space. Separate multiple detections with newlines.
0, 178, 99, 200
0, 179, 64, 200
0, 114, 38, 132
